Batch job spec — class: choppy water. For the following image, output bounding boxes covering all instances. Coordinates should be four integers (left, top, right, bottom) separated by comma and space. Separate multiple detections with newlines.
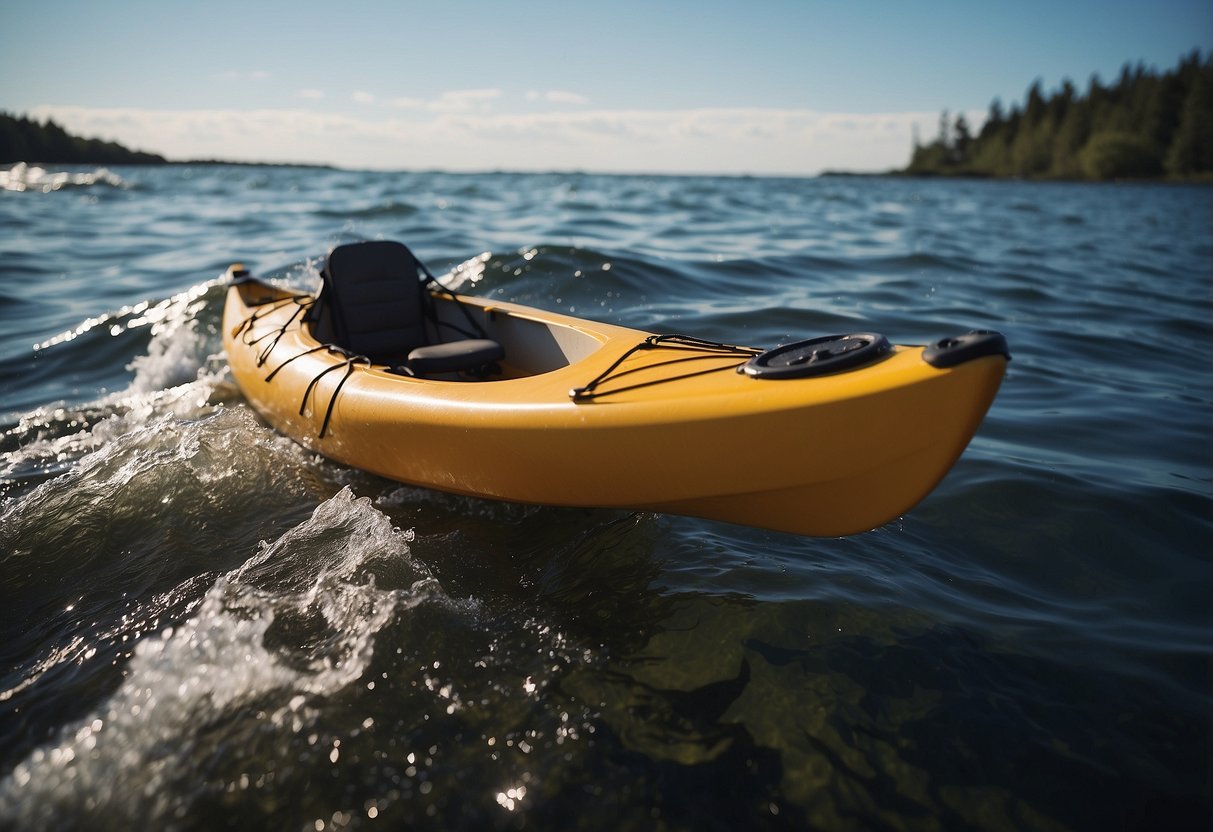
1, 163, 1210, 830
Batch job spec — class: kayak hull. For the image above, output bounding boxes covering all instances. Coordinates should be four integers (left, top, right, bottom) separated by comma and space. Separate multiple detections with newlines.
223, 269, 1006, 536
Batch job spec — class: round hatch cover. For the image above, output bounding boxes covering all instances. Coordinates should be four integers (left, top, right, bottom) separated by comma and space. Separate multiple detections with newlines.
739, 333, 891, 379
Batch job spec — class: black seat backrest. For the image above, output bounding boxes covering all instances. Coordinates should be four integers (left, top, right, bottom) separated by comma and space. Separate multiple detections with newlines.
318, 240, 430, 360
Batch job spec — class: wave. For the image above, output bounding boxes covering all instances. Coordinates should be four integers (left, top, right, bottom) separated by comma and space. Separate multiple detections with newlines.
1, 163, 129, 193
1, 279, 231, 491
314, 200, 420, 220
0, 487, 446, 826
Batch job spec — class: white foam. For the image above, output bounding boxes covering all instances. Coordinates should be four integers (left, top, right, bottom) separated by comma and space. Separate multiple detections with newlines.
4, 279, 231, 484
1, 162, 127, 193
125, 315, 209, 394
0, 487, 435, 826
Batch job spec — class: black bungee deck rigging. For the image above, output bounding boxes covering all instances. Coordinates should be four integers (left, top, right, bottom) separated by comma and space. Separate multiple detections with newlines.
230, 291, 366, 439
568, 334, 761, 401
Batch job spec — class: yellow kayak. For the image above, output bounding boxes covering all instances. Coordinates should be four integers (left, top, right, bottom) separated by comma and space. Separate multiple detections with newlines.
222, 241, 1008, 536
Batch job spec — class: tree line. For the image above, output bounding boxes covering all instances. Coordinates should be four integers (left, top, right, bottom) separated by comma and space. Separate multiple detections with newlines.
905, 50, 1213, 180
1, 112, 166, 165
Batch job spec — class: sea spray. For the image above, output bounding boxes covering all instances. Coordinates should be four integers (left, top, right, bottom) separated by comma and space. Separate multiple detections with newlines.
3, 278, 234, 494
0, 488, 438, 828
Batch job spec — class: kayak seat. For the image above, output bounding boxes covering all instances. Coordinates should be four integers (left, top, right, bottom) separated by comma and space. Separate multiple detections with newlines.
406, 338, 505, 375
315, 240, 503, 376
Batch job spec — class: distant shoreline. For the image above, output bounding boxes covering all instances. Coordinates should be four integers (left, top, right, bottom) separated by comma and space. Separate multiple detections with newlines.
1, 111, 336, 170
819, 169, 1212, 184
7, 159, 1208, 185
166, 158, 337, 170
5, 108, 1209, 183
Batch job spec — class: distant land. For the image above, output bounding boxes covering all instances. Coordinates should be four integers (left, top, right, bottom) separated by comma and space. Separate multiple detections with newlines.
1, 111, 165, 165
903, 50, 1213, 181
0, 112, 330, 169
5, 50, 1212, 180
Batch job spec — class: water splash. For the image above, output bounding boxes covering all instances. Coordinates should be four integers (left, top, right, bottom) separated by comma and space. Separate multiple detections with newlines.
437, 251, 492, 291
3, 279, 231, 491
34, 279, 218, 354
1, 162, 128, 193
0, 487, 438, 828
124, 301, 217, 395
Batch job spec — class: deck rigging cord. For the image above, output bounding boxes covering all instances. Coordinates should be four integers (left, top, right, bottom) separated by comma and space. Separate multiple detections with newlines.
228, 291, 313, 362
418, 261, 491, 342
232, 291, 368, 439
569, 334, 762, 402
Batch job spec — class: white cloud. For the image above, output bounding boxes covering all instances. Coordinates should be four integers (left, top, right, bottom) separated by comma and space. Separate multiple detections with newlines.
351, 89, 502, 112
526, 90, 590, 105
297, 89, 325, 100
427, 88, 502, 112
28, 103, 981, 174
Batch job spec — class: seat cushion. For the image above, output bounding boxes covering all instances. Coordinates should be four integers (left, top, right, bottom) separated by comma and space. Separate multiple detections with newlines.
407, 338, 504, 375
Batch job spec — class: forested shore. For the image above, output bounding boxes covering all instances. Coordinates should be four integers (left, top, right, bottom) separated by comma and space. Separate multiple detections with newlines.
905, 51, 1212, 180
0, 113, 333, 169
1, 112, 166, 165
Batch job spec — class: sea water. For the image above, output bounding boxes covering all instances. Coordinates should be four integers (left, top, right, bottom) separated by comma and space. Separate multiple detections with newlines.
1, 165, 1210, 829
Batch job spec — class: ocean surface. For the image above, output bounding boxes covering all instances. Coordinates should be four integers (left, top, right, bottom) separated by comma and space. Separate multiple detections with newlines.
0, 163, 1209, 830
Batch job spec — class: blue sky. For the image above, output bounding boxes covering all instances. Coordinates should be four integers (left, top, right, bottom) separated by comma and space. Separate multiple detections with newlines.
2, 0, 1209, 174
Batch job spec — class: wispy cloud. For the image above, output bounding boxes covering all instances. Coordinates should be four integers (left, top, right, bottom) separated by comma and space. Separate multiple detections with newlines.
526, 90, 590, 106
426, 89, 502, 112
296, 89, 326, 100
349, 89, 502, 112
28, 103, 980, 174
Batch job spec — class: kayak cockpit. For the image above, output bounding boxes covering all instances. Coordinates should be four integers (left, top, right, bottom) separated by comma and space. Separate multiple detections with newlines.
228, 259, 609, 383
236, 240, 609, 382
440, 296, 606, 378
